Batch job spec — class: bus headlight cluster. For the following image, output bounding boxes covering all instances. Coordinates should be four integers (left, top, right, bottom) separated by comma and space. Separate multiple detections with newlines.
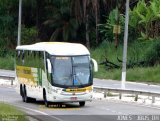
86, 90, 89, 93
57, 89, 62, 94
51, 88, 62, 94
55, 88, 62, 94
86, 89, 92, 93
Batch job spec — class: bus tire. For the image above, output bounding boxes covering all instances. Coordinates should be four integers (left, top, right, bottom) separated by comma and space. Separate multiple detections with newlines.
43, 90, 49, 107
79, 101, 85, 107
23, 86, 31, 103
20, 84, 23, 96
21, 86, 25, 102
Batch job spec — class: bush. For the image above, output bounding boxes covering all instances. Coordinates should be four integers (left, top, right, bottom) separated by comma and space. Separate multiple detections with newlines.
98, 9, 125, 44
21, 26, 38, 45
144, 39, 160, 66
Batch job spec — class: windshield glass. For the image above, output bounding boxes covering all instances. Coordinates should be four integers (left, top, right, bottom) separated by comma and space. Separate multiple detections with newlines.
50, 56, 91, 87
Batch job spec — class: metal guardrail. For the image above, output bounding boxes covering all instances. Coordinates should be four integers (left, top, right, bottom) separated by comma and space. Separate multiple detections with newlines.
0, 75, 15, 80
0, 75, 15, 85
93, 86, 160, 103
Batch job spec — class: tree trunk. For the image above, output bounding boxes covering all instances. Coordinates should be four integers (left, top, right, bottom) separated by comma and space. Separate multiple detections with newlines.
36, 0, 43, 29
36, 0, 40, 28
86, 14, 90, 49
95, 0, 99, 45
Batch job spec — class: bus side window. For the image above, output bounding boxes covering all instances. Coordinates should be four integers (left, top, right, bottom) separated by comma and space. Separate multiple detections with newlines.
39, 51, 44, 70
25, 50, 29, 66
35, 51, 39, 68
27, 51, 30, 56
30, 51, 34, 67
16, 50, 21, 65
33, 51, 36, 58
22, 50, 25, 65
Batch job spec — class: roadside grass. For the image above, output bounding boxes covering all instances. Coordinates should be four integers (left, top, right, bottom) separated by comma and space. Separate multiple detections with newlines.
91, 41, 160, 84
0, 102, 28, 121
94, 65, 160, 84
126, 65, 160, 83
0, 56, 14, 70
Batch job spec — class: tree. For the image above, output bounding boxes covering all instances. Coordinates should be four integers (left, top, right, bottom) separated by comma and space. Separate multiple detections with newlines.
43, 0, 79, 41
130, 0, 160, 40
71, 0, 106, 48
0, 0, 18, 51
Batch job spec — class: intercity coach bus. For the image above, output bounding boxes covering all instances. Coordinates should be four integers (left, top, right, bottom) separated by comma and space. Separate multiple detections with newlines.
15, 42, 98, 107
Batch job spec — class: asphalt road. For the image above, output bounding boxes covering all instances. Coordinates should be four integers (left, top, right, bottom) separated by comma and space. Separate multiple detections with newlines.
0, 86, 160, 121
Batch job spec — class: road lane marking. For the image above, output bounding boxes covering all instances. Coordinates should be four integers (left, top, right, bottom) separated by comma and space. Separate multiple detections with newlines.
15, 105, 64, 121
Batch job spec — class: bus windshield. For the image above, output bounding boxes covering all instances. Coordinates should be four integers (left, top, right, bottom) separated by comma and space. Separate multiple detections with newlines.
50, 56, 91, 88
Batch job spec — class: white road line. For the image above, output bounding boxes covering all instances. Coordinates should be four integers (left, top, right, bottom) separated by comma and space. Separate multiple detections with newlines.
15, 105, 64, 121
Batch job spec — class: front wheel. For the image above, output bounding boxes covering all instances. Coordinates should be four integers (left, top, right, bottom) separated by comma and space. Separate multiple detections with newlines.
43, 90, 49, 107
21, 86, 25, 102
79, 101, 85, 107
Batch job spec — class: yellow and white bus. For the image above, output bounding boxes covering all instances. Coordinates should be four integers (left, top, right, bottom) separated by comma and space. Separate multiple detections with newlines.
15, 42, 98, 107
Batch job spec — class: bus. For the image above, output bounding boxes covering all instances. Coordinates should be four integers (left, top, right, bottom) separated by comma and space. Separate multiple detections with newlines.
15, 42, 98, 107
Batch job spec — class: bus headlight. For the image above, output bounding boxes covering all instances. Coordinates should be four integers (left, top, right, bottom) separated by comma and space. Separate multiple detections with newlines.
52, 87, 62, 94
55, 89, 62, 94
86, 89, 92, 93
86, 90, 89, 93
57, 90, 62, 94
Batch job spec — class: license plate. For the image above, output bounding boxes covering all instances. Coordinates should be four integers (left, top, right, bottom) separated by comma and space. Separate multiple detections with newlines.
70, 97, 77, 100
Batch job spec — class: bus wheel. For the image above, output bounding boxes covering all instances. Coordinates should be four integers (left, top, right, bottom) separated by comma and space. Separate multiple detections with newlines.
43, 90, 49, 107
24, 86, 30, 103
21, 86, 25, 102
79, 101, 85, 107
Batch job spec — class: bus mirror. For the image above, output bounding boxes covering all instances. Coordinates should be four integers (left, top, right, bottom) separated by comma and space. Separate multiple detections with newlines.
47, 59, 52, 73
91, 58, 98, 72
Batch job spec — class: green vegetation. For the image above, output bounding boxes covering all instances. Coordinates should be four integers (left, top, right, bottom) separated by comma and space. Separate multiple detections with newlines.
94, 64, 160, 84
91, 40, 160, 84
0, 102, 28, 121
129, 0, 160, 40
0, 57, 14, 70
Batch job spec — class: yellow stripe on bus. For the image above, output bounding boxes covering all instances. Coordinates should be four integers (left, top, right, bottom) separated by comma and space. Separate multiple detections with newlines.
64, 86, 92, 93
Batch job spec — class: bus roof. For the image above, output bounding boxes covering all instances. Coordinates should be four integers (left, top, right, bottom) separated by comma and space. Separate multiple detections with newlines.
16, 42, 90, 56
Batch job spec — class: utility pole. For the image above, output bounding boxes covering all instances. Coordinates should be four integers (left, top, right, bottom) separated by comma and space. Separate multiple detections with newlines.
121, 0, 130, 89
17, 0, 22, 46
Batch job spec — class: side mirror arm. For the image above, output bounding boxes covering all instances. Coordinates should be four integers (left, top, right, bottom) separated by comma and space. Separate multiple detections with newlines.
91, 58, 98, 72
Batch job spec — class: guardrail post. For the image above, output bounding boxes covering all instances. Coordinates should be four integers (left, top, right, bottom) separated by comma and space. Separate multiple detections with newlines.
104, 91, 107, 98
152, 96, 155, 103
135, 94, 138, 101
11, 80, 13, 85
119, 93, 122, 100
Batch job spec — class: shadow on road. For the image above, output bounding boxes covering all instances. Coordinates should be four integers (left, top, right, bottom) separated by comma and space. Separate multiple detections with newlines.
29, 100, 81, 110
